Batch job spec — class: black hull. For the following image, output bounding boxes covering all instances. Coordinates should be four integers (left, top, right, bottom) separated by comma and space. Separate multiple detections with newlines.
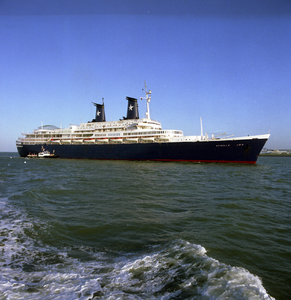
17, 138, 268, 164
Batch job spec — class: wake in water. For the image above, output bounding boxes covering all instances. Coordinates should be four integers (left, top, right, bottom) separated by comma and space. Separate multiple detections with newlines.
0, 198, 274, 300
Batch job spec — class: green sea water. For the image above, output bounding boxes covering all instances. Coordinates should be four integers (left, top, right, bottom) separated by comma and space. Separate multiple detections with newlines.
0, 152, 290, 299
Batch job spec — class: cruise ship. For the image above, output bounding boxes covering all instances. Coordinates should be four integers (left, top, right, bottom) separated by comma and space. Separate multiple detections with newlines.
16, 83, 270, 163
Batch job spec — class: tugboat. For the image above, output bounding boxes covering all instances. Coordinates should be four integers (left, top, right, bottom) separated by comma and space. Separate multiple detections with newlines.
16, 83, 270, 164
37, 149, 57, 158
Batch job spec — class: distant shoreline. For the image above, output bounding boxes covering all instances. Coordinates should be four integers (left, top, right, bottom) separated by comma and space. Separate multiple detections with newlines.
260, 154, 291, 157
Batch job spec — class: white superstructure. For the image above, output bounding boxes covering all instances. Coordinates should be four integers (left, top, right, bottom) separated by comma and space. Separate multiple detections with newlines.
16, 82, 270, 148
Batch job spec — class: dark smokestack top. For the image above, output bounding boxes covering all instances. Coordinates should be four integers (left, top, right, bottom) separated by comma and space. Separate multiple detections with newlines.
126, 97, 139, 120
92, 102, 106, 122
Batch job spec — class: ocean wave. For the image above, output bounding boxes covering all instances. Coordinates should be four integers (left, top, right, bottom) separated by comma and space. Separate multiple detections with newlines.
0, 198, 274, 300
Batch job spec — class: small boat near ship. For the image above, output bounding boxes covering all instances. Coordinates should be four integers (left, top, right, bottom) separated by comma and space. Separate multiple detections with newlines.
16, 83, 270, 164
37, 149, 58, 158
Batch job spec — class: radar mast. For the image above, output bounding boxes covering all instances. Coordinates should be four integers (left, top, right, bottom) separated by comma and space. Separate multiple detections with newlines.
140, 81, 151, 119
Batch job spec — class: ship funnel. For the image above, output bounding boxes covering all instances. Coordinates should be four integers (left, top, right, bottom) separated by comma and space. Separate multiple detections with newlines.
92, 102, 106, 122
126, 97, 139, 119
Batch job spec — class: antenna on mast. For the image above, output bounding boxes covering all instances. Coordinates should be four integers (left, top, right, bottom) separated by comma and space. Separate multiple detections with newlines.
140, 81, 151, 119
200, 117, 203, 139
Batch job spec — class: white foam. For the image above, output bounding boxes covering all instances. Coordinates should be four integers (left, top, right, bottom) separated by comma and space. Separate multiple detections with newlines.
0, 199, 275, 299
199, 264, 275, 300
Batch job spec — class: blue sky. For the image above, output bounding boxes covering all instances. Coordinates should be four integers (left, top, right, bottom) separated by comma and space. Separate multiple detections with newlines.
1, 0, 291, 151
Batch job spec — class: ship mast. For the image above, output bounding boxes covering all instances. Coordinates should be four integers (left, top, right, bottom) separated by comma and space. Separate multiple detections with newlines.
140, 81, 151, 119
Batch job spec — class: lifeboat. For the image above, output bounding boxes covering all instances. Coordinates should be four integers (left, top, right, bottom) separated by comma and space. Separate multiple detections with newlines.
124, 138, 139, 143
155, 136, 169, 142
72, 139, 83, 143
84, 138, 95, 143
110, 138, 123, 143
140, 137, 155, 142
61, 139, 71, 143
97, 138, 109, 143
51, 139, 61, 143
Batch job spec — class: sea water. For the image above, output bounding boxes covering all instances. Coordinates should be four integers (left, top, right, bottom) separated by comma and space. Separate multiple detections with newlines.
0, 152, 290, 299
